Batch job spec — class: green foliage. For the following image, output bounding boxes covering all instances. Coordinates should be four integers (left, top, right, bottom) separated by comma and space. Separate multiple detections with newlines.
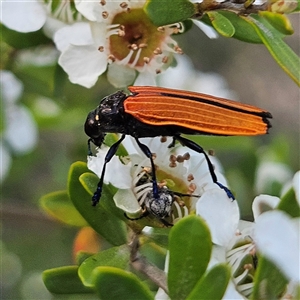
168, 216, 212, 299
244, 15, 300, 86
206, 12, 235, 37
144, 0, 196, 26
2, 0, 299, 298
201, 11, 263, 43
93, 267, 153, 300
68, 162, 128, 246
145, 0, 300, 85
40, 190, 88, 227
277, 186, 300, 217
78, 245, 131, 287
186, 264, 231, 300
251, 256, 289, 299
43, 266, 93, 294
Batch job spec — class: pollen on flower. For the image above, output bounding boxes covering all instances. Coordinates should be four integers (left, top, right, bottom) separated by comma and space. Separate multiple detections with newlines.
174, 45, 184, 55
98, 46, 104, 52
188, 183, 197, 193
143, 57, 150, 64
208, 149, 215, 156
176, 155, 185, 163
129, 43, 138, 51
100, 0, 106, 6
120, 2, 128, 9
153, 47, 162, 55
244, 264, 253, 270
102, 11, 109, 19
139, 43, 148, 49
155, 69, 161, 74
169, 154, 177, 163
183, 152, 190, 160
158, 180, 167, 188
187, 174, 194, 182
160, 136, 167, 143
118, 29, 125, 37
169, 162, 177, 168
108, 54, 116, 62
162, 56, 169, 64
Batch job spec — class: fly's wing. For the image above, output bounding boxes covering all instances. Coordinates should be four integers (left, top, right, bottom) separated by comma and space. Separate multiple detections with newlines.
125, 86, 272, 136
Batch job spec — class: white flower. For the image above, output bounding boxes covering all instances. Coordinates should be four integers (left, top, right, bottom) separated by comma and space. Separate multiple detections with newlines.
88, 136, 232, 224
253, 181, 300, 285
255, 161, 293, 194
0, 71, 38, 181
0, 0, 83, 37
57, 0, 184, 88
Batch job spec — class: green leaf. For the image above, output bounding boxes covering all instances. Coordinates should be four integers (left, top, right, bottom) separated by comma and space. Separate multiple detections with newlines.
277, 187, 300, 217
244, 15, 300, 86
259, 11, 294, 35
1, 24, 51, 49
68, 162, 127, 246
144, 0, 196, 26
214, 11, 263, 43
40, 190, 88, 227
251, 255, 288, 300
78, 245, 131, 287
43, 266, 93, 294
206, 12, 235, 37
187, 264, 231, 300
168, 215, 212, 300
93, 266, 153, 300
143, 227, 171, 248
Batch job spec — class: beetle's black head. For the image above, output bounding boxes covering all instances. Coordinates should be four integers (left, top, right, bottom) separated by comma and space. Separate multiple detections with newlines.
85, 109, 106, 147
84, 91, 127, 147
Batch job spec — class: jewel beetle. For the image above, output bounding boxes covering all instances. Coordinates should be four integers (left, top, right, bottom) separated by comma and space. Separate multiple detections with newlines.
85, 86, 272, 206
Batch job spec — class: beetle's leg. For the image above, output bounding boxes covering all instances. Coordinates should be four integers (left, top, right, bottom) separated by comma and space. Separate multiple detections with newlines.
167, 136, 176, 148
87, 138, 94, 156
174, 135, 235, 200
135, 138, 159, 199
92, 134, 126, 206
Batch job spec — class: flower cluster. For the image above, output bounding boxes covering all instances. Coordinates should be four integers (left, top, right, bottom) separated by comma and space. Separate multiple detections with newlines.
1, 0, 186, 88
88, 135, 300, 298
88, 136, 232, 225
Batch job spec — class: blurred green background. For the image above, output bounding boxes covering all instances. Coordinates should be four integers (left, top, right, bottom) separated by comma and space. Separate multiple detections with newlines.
1, 15, 299, 299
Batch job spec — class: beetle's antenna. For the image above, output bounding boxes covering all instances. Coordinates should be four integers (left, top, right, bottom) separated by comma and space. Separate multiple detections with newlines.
92, 134, 126, 206
173, 135, 235, 200
135, 138, 159, 199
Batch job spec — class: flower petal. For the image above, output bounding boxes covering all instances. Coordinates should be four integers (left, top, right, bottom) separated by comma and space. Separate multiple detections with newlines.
87, 147, 132, 189
252, 194, 280, 220
134, 71, 156, 86
192, 19, 219, 39
196, 189, 240, 246
54, 22, 93, 52
75, 0, 121, 22
107, 64, 136, 88
255, 161, 293, 194
58, 44, 107, 88
113, 189, 142, 216
1, 0, 46, 33
254, 210, 300, 282
4, 105, 38, 154
0, 71, 23, 104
